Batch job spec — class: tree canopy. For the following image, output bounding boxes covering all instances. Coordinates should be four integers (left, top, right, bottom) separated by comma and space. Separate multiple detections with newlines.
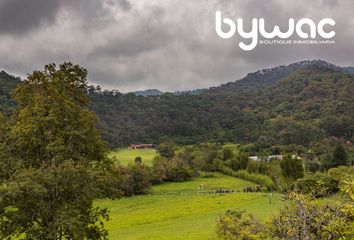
11, 63, 106, 167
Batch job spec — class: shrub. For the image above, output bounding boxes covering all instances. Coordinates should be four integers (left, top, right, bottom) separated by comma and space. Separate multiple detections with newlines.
218, 166, 275, 190
216, 210, 263, 240
295, 166, 354, 198
234, 170, 275, 190
295, 172, 339, 197
216, 191, 354, 240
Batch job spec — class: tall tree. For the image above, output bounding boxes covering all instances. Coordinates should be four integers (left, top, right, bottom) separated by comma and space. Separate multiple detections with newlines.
0, 63, 110, 240
280, 155, 304, 180
332, 144, 348, 167
0, 112, 19, 181
11, 63, 106, 167
0, 161, 109, 240
157, 141, 175, 160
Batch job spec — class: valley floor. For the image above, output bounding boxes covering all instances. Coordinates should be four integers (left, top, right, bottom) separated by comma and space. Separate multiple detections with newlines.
95, 173, 283, 240
108, 148, 158, 166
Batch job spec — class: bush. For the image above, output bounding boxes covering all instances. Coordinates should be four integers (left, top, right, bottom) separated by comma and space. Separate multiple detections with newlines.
216, 191, 354, 240
222, 147, 234, 160
295, 172, 339, 197
151, 156, 193, 183
218, 166, 275, 190
234, 170, 275, 190
165, 158, 193, 182
295, 166, 354, 198
216, 210, 263, 240
280, 155, 304, 180
246, 161, 260, 174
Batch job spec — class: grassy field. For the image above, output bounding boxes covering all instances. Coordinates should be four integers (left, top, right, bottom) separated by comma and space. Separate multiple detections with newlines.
108, 148, 158, 166
109, 144, 239, 167
96, 173, 283, 240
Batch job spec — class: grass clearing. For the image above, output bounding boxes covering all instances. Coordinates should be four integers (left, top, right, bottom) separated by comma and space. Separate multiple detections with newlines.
96, 174, 283, 240
150, 172, 256, 195
108, 148, 158, 166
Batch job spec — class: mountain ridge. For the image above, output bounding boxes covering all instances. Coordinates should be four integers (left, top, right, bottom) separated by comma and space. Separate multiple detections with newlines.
0, 60, 353, 147
207, 59, 344, 93
131, 59, 351, 96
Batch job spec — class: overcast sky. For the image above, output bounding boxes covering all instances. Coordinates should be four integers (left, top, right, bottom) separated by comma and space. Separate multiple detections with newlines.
0, 0, 353, 92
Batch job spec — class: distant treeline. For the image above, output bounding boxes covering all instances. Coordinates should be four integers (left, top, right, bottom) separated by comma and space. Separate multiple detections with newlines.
89, 65, 354, 148
1, 63, 353, 149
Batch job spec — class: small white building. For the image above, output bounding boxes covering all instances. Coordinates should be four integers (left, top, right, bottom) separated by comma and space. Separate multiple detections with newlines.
249, 155, 300, 162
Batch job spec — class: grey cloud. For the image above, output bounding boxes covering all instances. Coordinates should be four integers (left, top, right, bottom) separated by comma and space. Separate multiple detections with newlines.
117, 0, 132, 11
0, 0, 353, 92
0, 0, 61, 34
0, 0, 132, 35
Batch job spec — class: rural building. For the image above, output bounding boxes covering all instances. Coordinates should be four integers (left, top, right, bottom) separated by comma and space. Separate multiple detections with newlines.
249, 155, 300, 162
129, 144, 156, 149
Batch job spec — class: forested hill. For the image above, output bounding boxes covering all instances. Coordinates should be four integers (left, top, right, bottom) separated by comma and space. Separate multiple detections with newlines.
0, 71, 21, 114
88, 60, 354, 147
207, 59, 341, 93
1, 60, 353, 148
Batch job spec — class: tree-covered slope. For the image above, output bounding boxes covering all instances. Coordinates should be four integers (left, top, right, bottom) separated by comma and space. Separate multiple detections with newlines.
89, 62, 354, 147
1, 60, 353, 147
0, 71, 21, 114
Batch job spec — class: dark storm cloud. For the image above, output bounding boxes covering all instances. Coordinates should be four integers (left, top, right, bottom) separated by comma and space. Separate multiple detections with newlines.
0, 0, 353, 92
0, 0, 61, 34
0, 0, 132, 34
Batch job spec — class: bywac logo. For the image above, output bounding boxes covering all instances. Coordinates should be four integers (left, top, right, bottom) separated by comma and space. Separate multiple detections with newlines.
215, 11, 336, 51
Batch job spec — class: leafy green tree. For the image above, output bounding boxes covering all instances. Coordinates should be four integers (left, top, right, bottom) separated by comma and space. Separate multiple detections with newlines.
295, 172, 339, 197
246, 161, 259, 174
11, 63, 106, 167
0, 161, 109, 240
128, 163, 151, 194
0, 71, 21, 114
157, 141, 175, 160
229, 158, 241, 171
0, 63, 110, 240
0, 112, 20, 182
239, 153, 249, 170
216, 210, 263, 240
222, 147, 234, 160
165, 158, 193, 182
332, 144, 348, 167
134, 156, 142, 164
151, 156, 167, 184
280, 155, 304, 180
305, 160, 320, 173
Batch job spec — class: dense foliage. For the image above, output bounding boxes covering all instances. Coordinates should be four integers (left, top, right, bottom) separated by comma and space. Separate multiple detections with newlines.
216, 180, 354, 240
1, 61, 353, 150
0, 63, 109, 240
0, 71, 20, 114
0, 161, 109, 239
295, 166, 354, 197
88, 63, 354, 148
11, 63, 106, 167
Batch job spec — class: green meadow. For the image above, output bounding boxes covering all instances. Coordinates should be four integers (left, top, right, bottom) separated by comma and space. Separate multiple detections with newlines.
108, 148, 158, 166
96, 173, 283, 240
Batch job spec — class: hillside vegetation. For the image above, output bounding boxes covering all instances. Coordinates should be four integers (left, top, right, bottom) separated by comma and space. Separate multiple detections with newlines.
0, 71, 20, 114
88, 60, 353, 147
1, 60, 353, 148
0, 62, 353, 239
